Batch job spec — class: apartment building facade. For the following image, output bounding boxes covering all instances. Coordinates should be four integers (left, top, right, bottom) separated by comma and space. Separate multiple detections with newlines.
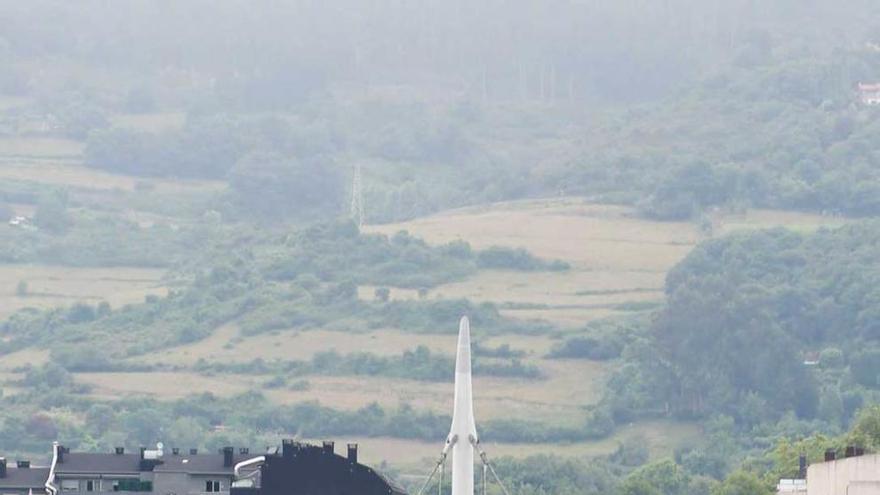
0, 441, 405, 495
51, 446, 254, 495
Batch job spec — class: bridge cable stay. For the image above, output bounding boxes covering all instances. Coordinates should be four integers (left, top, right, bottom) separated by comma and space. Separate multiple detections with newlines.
414, 450, 447, 495
471, 437, 513, 495
415, 440, 512, 495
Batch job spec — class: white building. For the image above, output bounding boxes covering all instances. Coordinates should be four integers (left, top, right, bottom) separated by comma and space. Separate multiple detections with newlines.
807, 453, 880, 495
858, 83, 880, 105
778, 479, 807, 494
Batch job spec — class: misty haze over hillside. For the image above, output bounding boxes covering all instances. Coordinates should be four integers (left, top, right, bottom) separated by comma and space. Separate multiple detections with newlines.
1, 2, 880, 494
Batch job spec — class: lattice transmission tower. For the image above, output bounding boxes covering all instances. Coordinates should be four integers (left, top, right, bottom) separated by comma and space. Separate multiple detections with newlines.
350, 163, 365, 228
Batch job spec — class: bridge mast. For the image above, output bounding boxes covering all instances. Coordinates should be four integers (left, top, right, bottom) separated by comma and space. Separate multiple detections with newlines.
447, 316, 477, 495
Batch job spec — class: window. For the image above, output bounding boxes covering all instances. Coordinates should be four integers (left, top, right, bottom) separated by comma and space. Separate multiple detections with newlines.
113, 480, 152, 492
205, 481, 221, 493
61, 480, 79, 492
86, 481, 95, 492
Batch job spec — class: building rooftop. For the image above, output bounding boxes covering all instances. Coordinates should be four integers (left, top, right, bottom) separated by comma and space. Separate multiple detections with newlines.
56, 452, 141, 474
56, 448, 257, 475
0, 467, 50, 489
155, 453, 253, 474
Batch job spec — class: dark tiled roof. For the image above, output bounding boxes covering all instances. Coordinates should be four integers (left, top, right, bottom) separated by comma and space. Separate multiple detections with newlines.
55, 453, 140, 474
55, 452, 255, 475
155, 454, 252, 475
0, 467, 49, 488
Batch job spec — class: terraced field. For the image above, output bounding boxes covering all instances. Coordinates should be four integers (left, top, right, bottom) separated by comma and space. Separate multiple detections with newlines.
364, 199, 842, 327
49, 199, 840, 468
0, 134, 846, 470
337, 420, 703, 471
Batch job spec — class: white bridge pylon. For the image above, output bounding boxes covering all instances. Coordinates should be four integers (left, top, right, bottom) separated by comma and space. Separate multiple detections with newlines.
416, 316, 511, 495
447, 316, 478, 495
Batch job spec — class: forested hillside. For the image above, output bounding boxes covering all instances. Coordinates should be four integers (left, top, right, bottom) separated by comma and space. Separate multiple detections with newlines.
606, 224, 880, 425
1, 1, 880, 494
3, 1, 880, 222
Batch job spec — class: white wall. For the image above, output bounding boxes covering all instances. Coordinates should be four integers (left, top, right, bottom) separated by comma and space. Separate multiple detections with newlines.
849, 481, 880, 495
807, 455, 880, 495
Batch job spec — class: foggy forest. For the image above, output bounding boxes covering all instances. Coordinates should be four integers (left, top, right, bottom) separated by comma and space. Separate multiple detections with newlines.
2, 1, 880, 494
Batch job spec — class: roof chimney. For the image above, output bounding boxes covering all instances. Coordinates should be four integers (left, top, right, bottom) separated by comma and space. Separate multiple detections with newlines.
347, 443, 358, 464
825, 449, 837, 462
282, 439, 294, 458
190, 449, 198, 455
16, 461, 29, 469
798, 454, 807, 479
140, 447, 146, 461
57, 445, 65, 464
0, 458, 7, 478
223, 447, 234, 468
115, 447, 124, 455
322, 441, 334, 455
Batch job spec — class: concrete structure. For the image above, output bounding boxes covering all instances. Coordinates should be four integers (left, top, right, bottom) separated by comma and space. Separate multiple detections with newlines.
807, 453, 880, 495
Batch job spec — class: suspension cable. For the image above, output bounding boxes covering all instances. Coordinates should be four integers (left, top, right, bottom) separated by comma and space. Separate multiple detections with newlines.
414, 453, 445, 495
470, 437, 513, 495
415, 436, 456, 495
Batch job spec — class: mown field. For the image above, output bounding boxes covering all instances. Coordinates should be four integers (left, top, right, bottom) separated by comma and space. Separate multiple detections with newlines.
364, 199, 843, 327
0, 265, 167, 321
314, 420, 703, 472
0, 131, 847, 470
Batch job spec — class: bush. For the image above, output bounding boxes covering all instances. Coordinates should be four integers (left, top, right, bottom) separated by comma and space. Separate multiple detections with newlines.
549, 336, 623, 360
50, 345, 119, 372
264, 376, 287, 389
33, 190, 71, 233
23, 363, 72, 388
374, 287, 391, 302
477, 246, 569, 271
819, 347, 844, 369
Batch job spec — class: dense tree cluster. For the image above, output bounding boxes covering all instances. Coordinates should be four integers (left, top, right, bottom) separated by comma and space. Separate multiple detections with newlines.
605, 223, 880, 428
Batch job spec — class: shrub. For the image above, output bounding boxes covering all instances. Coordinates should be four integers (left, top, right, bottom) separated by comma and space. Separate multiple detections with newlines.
548, 332, 625, 360
477, 246, 569, 271
819, 347, 844, 369
374, 287, 391, 302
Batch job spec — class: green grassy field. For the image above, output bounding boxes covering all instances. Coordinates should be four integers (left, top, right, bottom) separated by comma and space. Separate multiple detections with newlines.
0, 137, 847, 469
